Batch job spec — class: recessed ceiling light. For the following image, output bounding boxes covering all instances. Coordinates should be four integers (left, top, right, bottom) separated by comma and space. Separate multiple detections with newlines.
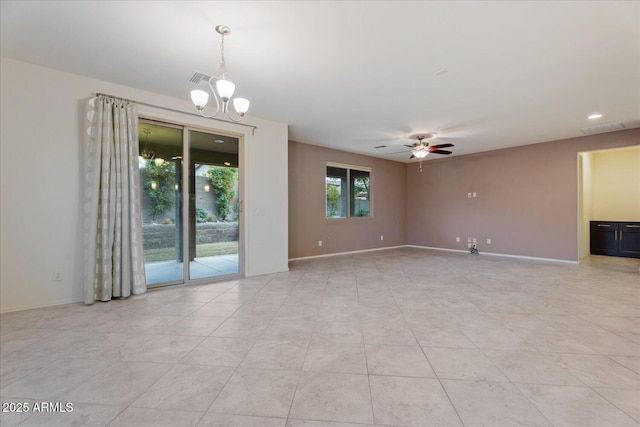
588, 113, 603, 120
214, 139, 224, 144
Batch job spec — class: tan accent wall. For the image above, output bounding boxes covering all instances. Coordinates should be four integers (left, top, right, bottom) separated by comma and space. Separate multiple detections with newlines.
406, 129, 640, 261
590, 146, 640, 221
289, 141, 407, 258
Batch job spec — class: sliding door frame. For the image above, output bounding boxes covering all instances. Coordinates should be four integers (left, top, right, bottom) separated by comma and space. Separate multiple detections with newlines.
140, 116, 245, 287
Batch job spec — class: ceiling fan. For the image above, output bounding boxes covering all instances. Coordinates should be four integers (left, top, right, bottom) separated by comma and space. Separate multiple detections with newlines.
405, 134, 454, 159
400, 134, 455, 172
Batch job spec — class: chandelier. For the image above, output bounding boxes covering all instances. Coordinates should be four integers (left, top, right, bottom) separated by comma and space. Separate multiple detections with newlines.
139, 128, 164, 165
191, 25, 250, 122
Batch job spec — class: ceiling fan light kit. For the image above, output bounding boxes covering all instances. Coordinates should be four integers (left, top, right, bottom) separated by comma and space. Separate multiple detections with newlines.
404, 134, 455, 172
191, 25, 250, 123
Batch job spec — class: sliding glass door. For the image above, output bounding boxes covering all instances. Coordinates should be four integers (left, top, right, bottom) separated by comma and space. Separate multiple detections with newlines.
188, 129, 239, 280
139, 120, 241, 286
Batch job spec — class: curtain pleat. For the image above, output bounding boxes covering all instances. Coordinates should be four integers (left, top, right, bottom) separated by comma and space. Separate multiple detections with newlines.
83, 96, 146, 303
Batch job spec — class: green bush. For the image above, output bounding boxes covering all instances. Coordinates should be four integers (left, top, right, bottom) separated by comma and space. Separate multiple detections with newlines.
144, 161, 176, 222
195, 208, 209, 223
206, 167, 237, 221
326, 184, 340, 217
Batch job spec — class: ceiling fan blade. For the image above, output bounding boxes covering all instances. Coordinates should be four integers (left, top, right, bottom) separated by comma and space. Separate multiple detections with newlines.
430, 149, 452, 155
430, 143, 454, 149
404, 144, 415, 148
409, 154, 415, 159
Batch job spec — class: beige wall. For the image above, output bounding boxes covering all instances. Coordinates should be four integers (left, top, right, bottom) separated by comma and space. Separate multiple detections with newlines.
579, 152, 594, 258
590, 146, 640, 221
289, 141, 407, 258
406, 129, 640, 261
1, 57, 289, 313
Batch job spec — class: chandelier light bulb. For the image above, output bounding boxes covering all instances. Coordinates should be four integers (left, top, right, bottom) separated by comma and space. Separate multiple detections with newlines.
190, 90, 209, 110
216, 79, 235, 102
233, 98, 250, 115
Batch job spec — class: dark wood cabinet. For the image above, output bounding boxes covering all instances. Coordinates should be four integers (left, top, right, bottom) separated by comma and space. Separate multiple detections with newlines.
590, 221, 640, 258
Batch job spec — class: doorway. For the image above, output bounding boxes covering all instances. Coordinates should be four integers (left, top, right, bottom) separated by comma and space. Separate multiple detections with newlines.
577, 145, 640, 260
138, 119, 242, 286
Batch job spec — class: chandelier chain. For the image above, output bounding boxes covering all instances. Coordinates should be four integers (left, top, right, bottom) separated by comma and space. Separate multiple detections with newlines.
219, 33, 227, 79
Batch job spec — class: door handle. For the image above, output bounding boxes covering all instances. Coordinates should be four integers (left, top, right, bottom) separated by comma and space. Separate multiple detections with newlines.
626, 225, 640, 228
620, 231, 622, 240
597, 224, 611, 227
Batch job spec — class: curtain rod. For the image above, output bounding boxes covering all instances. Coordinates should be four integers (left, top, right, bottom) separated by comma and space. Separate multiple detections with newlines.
94, 92, 257, 135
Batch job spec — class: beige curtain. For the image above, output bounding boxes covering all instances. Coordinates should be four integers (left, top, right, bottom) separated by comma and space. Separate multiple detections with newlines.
83, 95, 146, 303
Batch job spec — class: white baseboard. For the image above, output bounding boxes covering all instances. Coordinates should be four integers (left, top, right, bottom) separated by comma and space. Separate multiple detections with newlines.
289, 245, 406, 261
407, 245, 579, 264
0, 296, 84, 314
406, 245, 469, 254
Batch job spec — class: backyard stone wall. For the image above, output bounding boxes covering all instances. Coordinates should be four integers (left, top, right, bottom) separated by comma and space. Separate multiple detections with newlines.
143, 222, 238, 249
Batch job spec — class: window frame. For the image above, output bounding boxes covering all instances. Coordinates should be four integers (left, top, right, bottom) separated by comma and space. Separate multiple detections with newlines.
325, 162, 372, 219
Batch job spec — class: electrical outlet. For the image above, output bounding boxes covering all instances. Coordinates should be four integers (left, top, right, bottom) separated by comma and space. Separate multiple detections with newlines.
53, 272, 63, 281
472, 237, 477, 243
318, 240, 322, 247
467, 243, 472, 248
380, 235, 384, 241
467, 192, 472, 198
473, 192, 477, 198
456, 237, 460, 242
487, 238, 492, 244
467, 237, 472, 243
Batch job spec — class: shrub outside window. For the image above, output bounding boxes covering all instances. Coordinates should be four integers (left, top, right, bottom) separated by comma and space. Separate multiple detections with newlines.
326, 163, 371, 218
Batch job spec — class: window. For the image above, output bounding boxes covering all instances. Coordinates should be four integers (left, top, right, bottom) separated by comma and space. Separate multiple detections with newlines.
326, 163, 371, 218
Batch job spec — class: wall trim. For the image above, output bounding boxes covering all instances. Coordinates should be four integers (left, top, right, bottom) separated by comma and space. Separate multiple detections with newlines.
289, 245, 406, 261
405, 245, 469, 255
0, 297, 83, 314
407, 245, 580, 264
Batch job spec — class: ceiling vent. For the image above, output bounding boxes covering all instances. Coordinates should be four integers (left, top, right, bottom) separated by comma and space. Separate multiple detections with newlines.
580, 122, 625, 135
188, 71, 212, 85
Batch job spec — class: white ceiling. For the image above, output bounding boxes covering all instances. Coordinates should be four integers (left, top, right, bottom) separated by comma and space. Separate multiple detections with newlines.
1, 1, 639, 162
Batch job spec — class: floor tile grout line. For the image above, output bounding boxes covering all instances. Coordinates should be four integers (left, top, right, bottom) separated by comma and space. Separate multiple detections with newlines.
194, 274, 288, 423
284, 273, 330, 424
356, 266, 377, 426
591, 386, 640, 424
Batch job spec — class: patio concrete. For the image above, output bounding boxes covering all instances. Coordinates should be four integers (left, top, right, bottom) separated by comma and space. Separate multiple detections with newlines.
145, 255, 239, 285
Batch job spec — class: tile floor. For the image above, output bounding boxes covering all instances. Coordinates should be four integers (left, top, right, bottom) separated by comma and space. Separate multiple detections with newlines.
1, 248, 639, 426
